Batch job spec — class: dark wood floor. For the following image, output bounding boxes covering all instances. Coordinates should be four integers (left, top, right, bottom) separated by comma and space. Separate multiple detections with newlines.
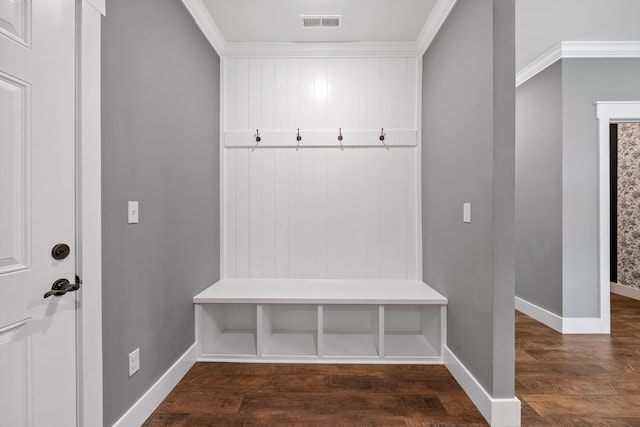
143, 362, 486, 426
517, 293, 640, 426
144, 294, 640, 426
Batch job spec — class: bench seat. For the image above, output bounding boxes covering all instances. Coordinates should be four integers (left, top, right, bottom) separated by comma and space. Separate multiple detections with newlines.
193, 279, 447, 305
194, 279, 447, 363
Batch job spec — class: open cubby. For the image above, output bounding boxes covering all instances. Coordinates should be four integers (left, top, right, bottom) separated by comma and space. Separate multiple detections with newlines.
194, 279, 447, 363
383, 305, 441, 358
261, 304, 318, 357
198, 303, 257, 356
321, 305, 380, 357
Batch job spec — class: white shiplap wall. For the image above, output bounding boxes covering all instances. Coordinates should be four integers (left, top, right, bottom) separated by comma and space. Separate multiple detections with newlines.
225, 57, 417, 132
223, 56, 419, 279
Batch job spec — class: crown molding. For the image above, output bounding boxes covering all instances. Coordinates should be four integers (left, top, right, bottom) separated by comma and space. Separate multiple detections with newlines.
516, 41, 640, 87
181, 0, 227, 55
181, 0, 458, 58
224, 41, 419, 58
515, 43, 562, 87
416, 0, 457, 56
86, 0, 105, 15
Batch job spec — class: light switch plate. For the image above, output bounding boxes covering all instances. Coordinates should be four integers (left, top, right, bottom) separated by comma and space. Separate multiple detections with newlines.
463, 203, 471, 223
128, 201, 139, 224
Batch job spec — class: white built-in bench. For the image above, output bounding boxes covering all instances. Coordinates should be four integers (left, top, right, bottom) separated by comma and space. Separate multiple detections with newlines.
194, 279, 447, 363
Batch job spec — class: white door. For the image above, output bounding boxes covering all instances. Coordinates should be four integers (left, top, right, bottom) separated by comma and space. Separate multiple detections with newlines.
0, 0, 78, 426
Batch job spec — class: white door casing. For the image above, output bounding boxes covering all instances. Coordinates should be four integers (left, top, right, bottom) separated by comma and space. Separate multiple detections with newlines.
595, 102, 640, 334
77, 1, 104, 425
0, 0, 77, 426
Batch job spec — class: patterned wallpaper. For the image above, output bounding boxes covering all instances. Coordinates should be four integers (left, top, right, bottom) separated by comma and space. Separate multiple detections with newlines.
617, 123, 640, 289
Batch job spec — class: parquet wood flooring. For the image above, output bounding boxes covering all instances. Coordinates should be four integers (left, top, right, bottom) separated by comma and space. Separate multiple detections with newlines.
144, 293, 640, 426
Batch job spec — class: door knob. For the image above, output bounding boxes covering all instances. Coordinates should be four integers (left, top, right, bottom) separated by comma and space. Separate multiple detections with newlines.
44, 276, 81, 298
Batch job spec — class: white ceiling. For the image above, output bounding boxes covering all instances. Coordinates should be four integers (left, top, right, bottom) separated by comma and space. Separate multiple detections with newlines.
201, 0, 438, 43
198, 0, 640, 71
516, 0, 640, 70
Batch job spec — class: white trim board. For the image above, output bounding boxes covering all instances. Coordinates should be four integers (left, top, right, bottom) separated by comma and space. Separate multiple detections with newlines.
219, 57, 226, 280
516, 41, 640, 87
224, 41, 419, 58
86, 0, 105, 15
611, 282, 640, 301
112, 344, 197, 427
443, 347, 520, 427
180, 0, 226, 55
416, 0, 457, 56
594, 102, 640, 334
414, 57, 423, 280
562, 317, 609, 334
197, 356, 443, 364
515, 297, 610, 334
224, 130, 417, 148
515, 297, 562, 332
77, 1, 104, 426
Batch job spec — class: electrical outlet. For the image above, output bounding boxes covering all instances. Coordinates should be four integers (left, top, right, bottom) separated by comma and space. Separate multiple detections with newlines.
129, 348, 140, 377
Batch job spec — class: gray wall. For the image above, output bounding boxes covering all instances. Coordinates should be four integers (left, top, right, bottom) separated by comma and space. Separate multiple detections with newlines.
422, 0, 515, 397
101, 0, 220, 424
515, 58, 640, 319
515, 61, 563, 315
561, 58, 640, 317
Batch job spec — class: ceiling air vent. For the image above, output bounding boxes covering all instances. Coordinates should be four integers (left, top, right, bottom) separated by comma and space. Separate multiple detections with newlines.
300, 15, 342, 29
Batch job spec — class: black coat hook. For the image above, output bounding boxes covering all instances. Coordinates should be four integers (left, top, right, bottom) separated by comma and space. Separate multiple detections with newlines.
255, 129, 261, 143
296, 128, 302, 142
338, 128, 343, 142
379, 128, 385, 142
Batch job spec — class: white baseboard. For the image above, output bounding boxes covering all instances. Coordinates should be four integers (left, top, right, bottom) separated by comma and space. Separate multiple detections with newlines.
515, 297, 610, 334
198, 355, 443, 364
562, 317, 610, 334
112, 343, 197, 427
515, 297, 562, 332
611, 282, 640, 301
444, 346, 520, 427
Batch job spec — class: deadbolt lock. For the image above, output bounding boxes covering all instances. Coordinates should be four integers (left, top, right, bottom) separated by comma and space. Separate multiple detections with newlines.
51, 243, 71, 260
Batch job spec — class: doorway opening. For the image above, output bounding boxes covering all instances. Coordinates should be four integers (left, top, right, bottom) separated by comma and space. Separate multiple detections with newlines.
610, 121, 640, 301
597, 102, 640, 327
